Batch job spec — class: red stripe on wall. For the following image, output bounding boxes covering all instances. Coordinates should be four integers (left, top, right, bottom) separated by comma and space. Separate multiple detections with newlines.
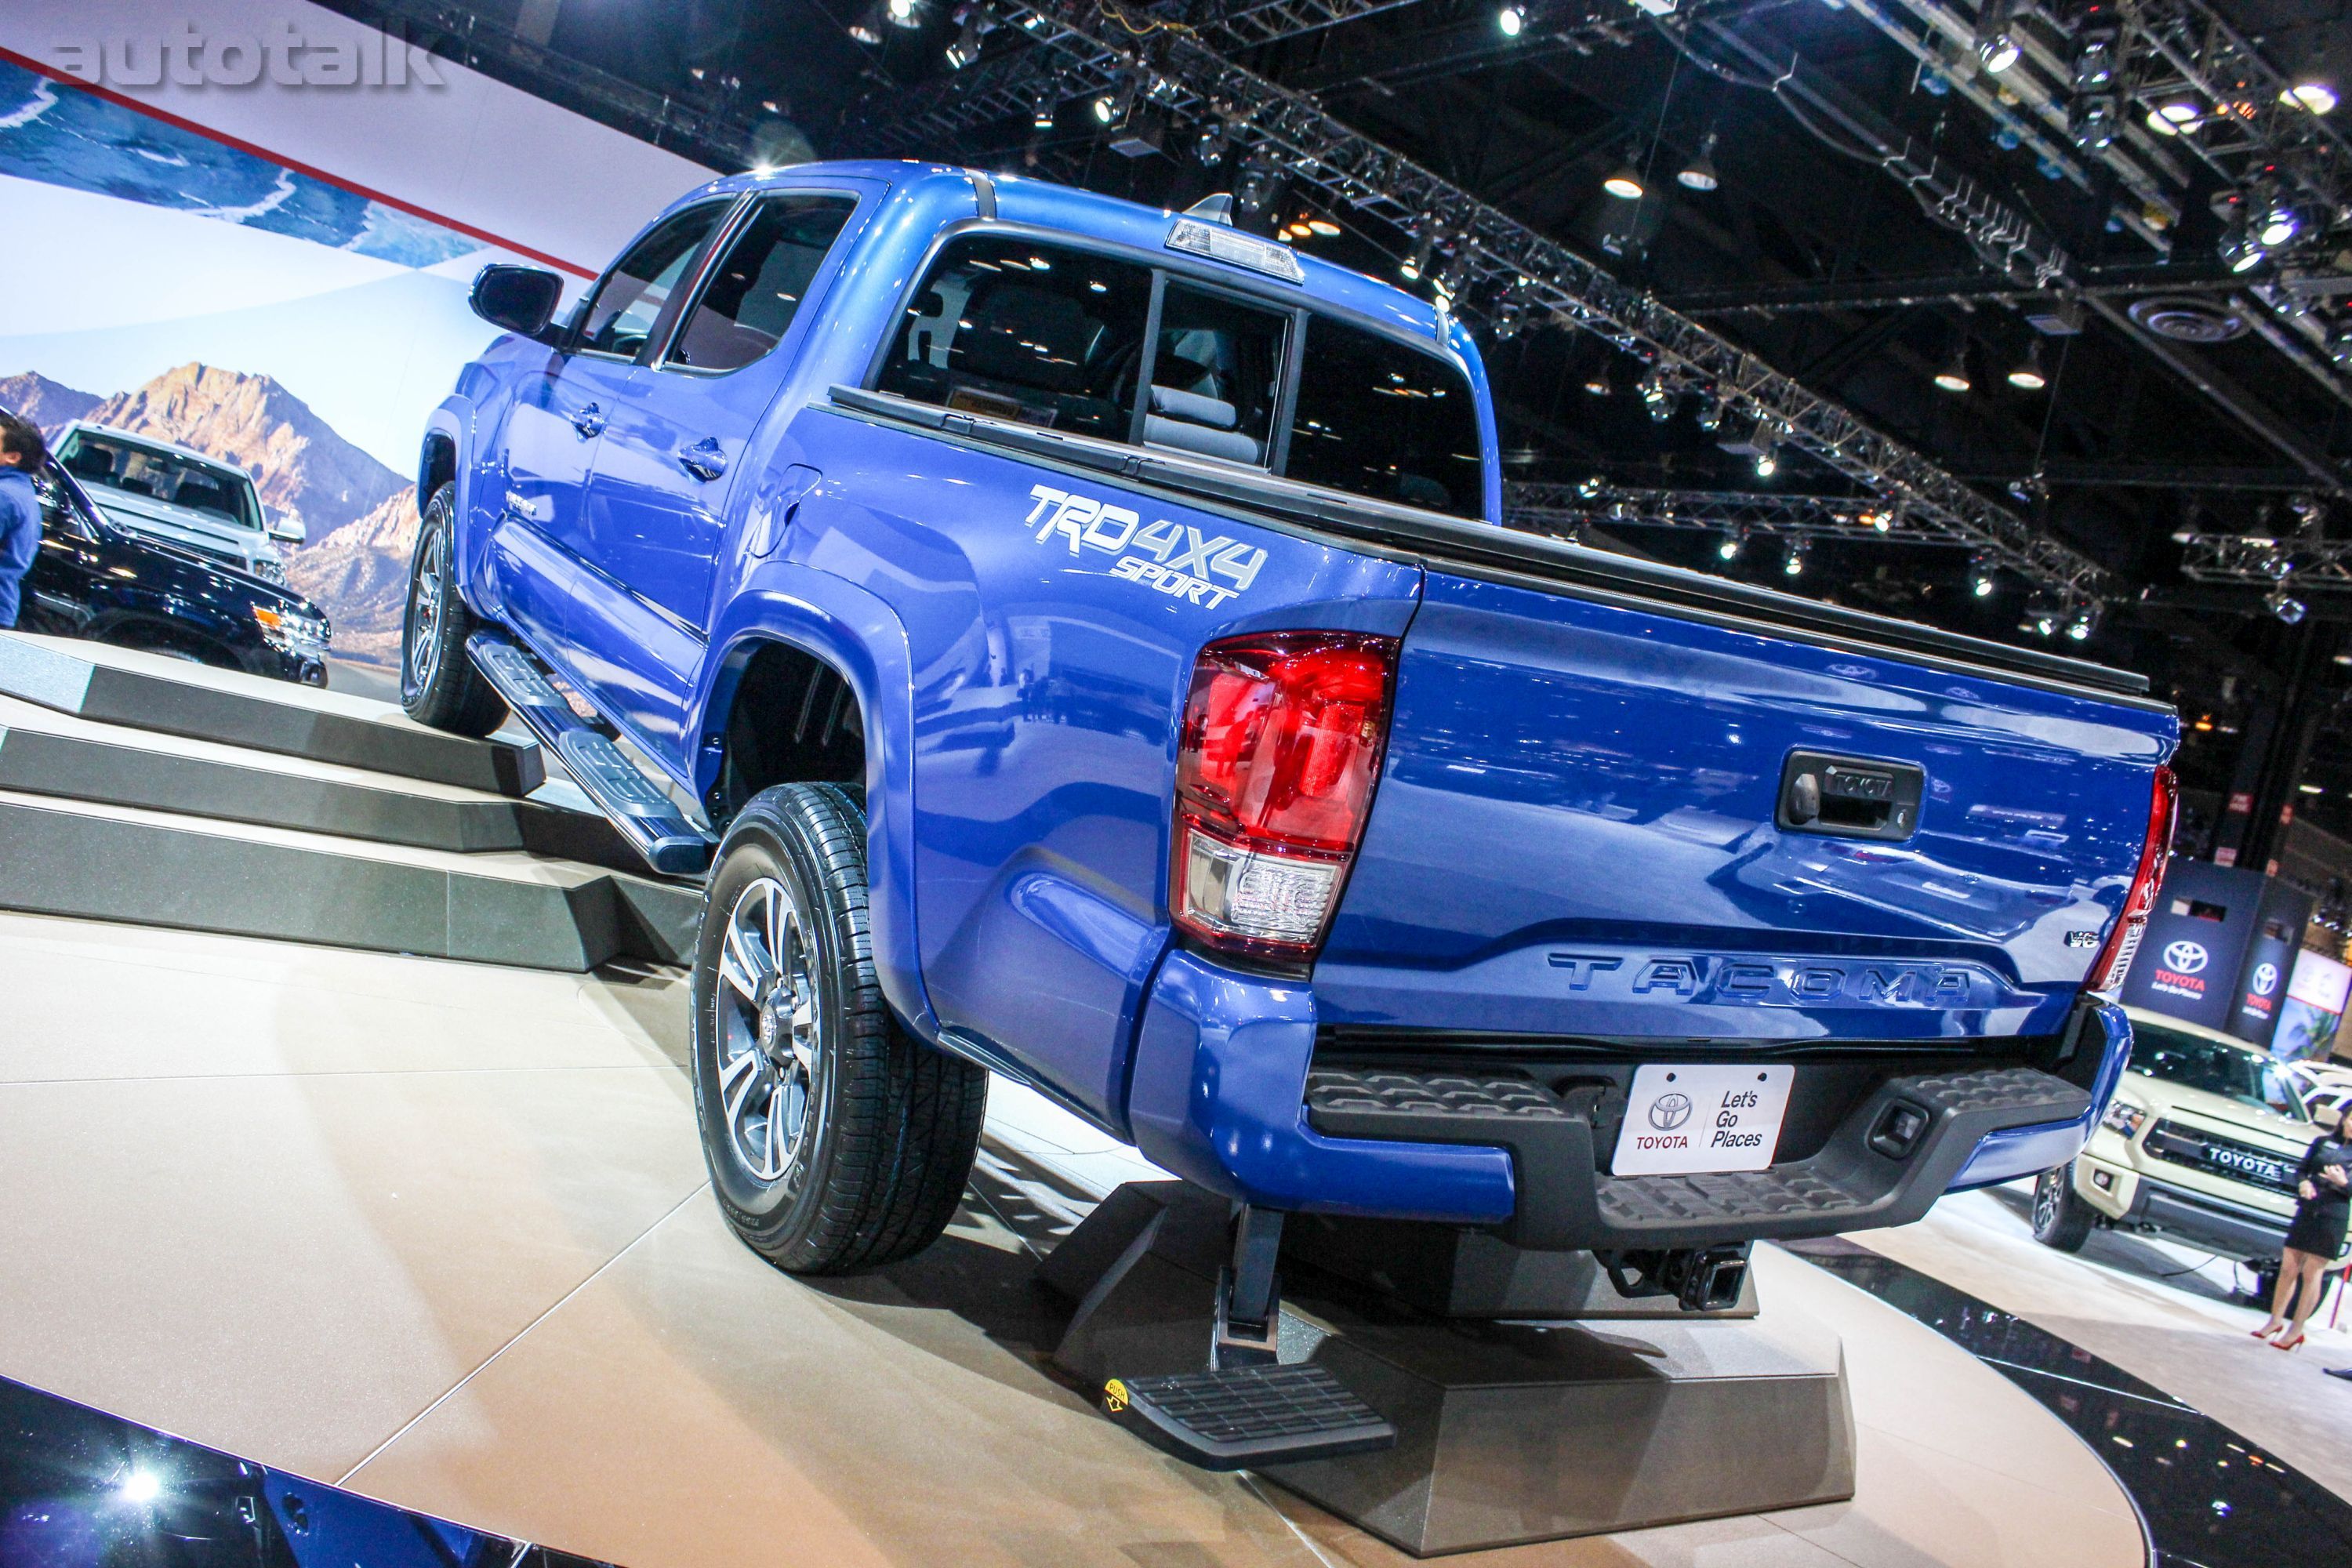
0, 41, 598, 278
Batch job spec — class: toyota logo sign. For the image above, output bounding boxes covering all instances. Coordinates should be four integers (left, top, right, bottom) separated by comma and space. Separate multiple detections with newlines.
2252, 962, 2281, 996
2162, 940, 2210, 975
1648, 1093, 1693, 1131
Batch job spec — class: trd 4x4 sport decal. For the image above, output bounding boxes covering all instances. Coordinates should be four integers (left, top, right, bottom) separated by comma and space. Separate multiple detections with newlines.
1025, 485, 1269, 608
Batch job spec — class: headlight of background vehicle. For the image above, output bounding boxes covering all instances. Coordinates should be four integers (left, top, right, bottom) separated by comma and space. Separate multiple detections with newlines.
2100, 1098, 2147, 1138
252, 604, 331, 655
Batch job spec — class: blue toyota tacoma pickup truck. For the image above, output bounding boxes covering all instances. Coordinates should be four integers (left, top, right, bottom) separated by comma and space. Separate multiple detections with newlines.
407, 160, 2175, 1457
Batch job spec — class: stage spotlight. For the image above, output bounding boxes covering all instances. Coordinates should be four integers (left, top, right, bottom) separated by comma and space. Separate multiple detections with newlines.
2269, 589, 2309, 624
1975, 0, 2020, 77
1639, 372, 1673, 420
1400, 227, 1436, 281
1969, 557, 1997, 597
2284, 82, 2339, 115
1497, 3, 1526, 36
848, 2, 887, 44
945, 8, 990, 69
887, 0, 921, 26
2067, 601, 2100, 641
1603, 162, 1645, 200
2006, 342, 2047, 390
2218, 205, 2269, 273
1784, 539, 1809, 577
1492, 290, 1528, 340
1934, 343, 1971, 393
1677, 132, 1721, 192
1717, 525, 1746, 561
1755, 442, 1780, 480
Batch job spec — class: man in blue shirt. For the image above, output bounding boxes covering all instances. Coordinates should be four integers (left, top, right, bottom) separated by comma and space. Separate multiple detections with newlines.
0, 412, 45, 629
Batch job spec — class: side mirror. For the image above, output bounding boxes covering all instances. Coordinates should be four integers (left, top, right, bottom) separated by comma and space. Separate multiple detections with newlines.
266, 508, 306, 545
470, 264, 564, 340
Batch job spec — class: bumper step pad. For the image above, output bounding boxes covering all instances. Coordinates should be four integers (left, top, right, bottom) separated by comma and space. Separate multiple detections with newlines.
1305, 1058, 2094, 1249
1102, 1363, 1396, 1471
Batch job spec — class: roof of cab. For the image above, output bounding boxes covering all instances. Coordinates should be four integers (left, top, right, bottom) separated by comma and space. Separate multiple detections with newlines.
695, 158, 1453, 350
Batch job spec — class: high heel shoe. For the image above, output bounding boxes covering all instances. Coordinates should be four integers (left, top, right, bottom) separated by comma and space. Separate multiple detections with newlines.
2275, 1330, 2307, 1352
2253, 1323, 2284, 1338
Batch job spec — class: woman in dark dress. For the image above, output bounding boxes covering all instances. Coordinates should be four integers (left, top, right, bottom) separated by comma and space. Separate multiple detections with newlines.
2256, 1104, 2352, 1351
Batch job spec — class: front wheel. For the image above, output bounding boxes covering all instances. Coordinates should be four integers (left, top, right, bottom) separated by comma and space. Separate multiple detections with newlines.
400, 482, 506, 736
2031, 1163, 2096, 1251
691, 783, 986, 1274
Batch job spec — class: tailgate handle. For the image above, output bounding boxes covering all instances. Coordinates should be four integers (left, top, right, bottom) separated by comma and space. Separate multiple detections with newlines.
1777, 750, 1924, 841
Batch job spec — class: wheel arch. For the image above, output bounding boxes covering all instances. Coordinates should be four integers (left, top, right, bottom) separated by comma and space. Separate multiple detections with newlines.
695, 570, 935, 1041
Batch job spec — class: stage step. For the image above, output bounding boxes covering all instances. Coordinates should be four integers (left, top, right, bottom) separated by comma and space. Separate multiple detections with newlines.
0, 632, 543, 797
1102, 1363, 1396, 1471
466, 633, 714, 876
0, 788, 695, 971
0, 694, 651, 872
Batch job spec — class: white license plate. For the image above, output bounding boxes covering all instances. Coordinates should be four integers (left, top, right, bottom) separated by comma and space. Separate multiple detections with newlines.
1612, 1064, 1795, 1176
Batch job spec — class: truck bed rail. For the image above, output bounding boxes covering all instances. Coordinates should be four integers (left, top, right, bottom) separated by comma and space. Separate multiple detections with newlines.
827, 384, 2152, 706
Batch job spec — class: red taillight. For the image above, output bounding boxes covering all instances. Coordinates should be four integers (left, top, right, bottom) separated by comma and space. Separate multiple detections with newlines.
2086, 764, 2178, 993
1171, 630, 1399, 960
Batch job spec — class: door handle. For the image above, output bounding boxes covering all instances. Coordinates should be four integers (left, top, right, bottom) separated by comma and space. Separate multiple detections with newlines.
572, 404, 606, 438
678, 437, 729, 482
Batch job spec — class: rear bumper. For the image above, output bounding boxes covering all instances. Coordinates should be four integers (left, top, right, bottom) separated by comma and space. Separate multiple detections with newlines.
1126, 950, 2130, 1247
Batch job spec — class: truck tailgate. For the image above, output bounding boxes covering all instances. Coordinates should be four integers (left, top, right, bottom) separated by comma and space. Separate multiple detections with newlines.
1316, 571, 2177, 1042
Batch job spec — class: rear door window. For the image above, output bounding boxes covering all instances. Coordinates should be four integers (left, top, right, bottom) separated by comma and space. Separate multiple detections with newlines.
1142, 282, 1287, 467
1285, 317, 1485, 518
665, 194, 858, 374
877, 236, 1152, 443
575, 201, 730, 361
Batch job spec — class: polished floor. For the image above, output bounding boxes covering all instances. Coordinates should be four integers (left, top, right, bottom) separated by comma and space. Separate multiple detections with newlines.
0, 909, 2168, 1566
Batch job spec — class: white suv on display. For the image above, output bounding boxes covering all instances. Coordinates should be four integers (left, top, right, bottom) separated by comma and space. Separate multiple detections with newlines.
2034, 1008, 2315, 1292
52, 423, 303, 584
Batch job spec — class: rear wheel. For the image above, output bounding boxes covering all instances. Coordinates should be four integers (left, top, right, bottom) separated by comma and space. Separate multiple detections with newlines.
2031, 1163, 2096, 1251
400, 483, 506, 736
691, 782, 986, 1274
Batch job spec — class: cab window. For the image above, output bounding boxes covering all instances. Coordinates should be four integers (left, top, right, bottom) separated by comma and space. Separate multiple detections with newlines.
1284, 316, 1484, 518
665, 194, 858, 375
576, 201, 730, 361
1142, 282, 1287, 467
877, 236, 1152, 443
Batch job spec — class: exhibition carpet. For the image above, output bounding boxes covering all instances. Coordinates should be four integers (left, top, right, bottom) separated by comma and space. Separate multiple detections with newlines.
1786, 1236, 2352, 1568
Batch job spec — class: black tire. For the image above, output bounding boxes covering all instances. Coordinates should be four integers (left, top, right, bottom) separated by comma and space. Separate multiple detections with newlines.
2031, 1163, 2096, 1251
400, 482, 506, 737
691, 782, 986, 1274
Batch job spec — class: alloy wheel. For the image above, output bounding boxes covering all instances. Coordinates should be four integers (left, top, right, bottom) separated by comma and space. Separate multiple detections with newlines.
713, 874, 822, 1185
405, 524, 445, 701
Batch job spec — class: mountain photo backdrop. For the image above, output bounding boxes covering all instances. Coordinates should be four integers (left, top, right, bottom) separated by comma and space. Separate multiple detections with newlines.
2, 364, 421, 664
0, 55, 579, 667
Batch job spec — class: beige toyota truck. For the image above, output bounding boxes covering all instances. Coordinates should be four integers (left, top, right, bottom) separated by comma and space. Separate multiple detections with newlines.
2034, 1008, 2315, 1282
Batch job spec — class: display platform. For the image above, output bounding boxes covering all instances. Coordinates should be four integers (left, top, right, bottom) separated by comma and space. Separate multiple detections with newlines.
0, 632, 695, 970
0, 648, 2157, 1566
1045, 1181, 1853, 1554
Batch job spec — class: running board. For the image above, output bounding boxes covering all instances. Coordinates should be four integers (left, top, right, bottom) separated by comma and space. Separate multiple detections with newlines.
466, 633, 713, 877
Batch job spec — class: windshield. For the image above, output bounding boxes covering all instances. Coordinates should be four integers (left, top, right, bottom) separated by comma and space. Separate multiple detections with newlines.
2129, 1020, 2309, 1119
56, 431, 260, 532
